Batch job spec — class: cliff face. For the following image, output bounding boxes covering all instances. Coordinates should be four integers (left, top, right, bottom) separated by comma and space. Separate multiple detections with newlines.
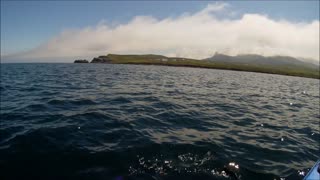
74, 59, 89, 63
91, 56, 112, 63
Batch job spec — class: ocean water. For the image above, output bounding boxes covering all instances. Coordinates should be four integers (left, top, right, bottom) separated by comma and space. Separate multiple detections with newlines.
0, 63, 319, 180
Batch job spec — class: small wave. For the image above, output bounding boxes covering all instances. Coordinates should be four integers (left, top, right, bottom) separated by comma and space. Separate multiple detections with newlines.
0, 64, 319, 180
48, 98, 97, 106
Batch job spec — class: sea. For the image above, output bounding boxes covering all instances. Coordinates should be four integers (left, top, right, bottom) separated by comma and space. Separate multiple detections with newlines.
0, 63, 319, 180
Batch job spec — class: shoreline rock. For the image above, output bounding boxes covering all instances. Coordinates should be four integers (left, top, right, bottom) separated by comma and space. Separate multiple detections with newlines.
91, 56, 112, 63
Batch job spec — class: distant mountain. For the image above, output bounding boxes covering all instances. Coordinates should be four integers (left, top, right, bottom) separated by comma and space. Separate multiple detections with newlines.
205, 53, 319, 70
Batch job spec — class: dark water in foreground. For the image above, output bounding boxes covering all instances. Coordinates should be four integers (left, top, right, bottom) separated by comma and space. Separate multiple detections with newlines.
0, 63, 319, 180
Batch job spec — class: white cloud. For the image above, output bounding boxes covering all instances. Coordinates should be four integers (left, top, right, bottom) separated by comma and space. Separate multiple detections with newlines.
197, 2, 229, 15
3, 2, 319, 62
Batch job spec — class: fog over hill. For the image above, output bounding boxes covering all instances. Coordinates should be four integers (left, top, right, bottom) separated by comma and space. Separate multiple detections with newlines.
205, 53, 319, 69
298, 58, 319, 66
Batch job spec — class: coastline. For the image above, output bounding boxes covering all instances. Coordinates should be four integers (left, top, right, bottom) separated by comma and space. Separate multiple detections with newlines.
95, 61, 320, 79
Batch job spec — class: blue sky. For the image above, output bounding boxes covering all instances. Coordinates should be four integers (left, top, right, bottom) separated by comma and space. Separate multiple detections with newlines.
1, 1, 319, 61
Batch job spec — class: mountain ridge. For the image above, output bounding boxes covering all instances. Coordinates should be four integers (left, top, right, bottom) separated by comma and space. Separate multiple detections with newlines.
204, 52, 319, 69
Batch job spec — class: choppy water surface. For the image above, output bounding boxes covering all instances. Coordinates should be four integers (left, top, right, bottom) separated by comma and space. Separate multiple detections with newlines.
0, 63, 319, 180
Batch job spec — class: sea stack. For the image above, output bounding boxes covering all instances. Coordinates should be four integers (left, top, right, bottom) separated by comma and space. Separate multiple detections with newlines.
74, 59, 89, 63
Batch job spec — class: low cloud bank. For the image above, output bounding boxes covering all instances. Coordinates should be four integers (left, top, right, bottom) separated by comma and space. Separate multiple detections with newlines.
3, 3, 319, 62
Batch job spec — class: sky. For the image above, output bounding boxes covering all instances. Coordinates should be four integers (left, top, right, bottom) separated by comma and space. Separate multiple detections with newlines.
1, 1, 319, 62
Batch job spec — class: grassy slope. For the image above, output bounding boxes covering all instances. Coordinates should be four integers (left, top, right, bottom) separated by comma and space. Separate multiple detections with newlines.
100, 54, 320, 79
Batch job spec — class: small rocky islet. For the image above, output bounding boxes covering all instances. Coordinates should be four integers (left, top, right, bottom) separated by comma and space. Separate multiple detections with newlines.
74, 59, 89, 63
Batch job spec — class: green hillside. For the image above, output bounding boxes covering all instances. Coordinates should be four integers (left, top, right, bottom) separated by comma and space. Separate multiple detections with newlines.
92, 54, 320, 79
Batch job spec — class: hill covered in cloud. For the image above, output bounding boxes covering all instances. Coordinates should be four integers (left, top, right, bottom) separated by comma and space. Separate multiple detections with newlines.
205, 53, 319, 69
2, 2, 319, 63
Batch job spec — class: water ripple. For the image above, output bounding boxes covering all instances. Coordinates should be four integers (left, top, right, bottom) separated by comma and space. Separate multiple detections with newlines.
0, 63, 319, 180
